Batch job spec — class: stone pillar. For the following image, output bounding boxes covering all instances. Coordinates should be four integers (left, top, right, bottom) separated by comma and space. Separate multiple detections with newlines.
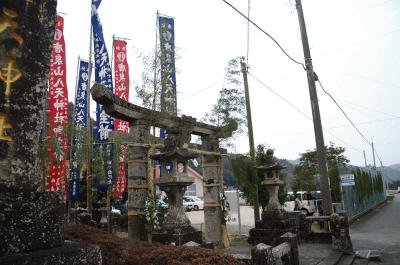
0, 0, 65, 256
330, 213, 353, 252
127, 120, 149, 240
280, 232, 299, 265
201, 135, 222, 245
251, 243, 276, 265
0, 0, 57, 190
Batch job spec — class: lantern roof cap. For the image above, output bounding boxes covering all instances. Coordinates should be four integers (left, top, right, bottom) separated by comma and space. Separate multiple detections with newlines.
150, 147, 198, 161
256, 162, 286, 171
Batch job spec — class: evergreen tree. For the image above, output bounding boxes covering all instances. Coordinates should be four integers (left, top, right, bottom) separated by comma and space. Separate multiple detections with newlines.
292, 142, 349, 202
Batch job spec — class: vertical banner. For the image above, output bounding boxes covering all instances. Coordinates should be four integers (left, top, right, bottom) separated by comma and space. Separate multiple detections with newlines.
69, 59, 89, 202
112, 39, 129, 197
159, 16, 177, 115
113, 40, 129, 131
48, 16, 69, 192
74, 60, 89, 128
92, 0, 114, 187
159, 15, 177, 138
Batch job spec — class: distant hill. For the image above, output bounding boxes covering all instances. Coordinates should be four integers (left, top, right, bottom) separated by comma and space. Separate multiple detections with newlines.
278, 159, 295, 191
288, 159, 300, 166
378, 165, 400, 183
389, 164, 400, 171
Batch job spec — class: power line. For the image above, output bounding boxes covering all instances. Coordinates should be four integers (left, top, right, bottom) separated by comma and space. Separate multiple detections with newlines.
248, 73, 363, 154
263, 66, 400, 118
180, 78, 225, 100
316, 76, 385, 164
316, 61, 400, 89
316, 76, 371, 144
259, 117, 400, 138
221, 0, 306, 69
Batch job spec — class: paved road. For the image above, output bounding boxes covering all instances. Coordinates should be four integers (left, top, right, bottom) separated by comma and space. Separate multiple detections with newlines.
350, 194, 400, 264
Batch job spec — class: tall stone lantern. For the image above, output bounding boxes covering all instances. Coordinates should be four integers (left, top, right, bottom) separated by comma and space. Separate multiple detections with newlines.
257, 162, 286, 211
248, 149, 296, 246
151, 127, 202, 245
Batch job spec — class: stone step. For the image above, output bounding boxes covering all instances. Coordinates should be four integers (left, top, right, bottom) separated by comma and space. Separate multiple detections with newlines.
351, 257, 369, 265
337, 254, 355, 265
315, 251, 343, 265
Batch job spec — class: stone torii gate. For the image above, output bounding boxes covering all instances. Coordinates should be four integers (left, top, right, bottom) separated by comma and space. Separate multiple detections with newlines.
91, 84, 234, 245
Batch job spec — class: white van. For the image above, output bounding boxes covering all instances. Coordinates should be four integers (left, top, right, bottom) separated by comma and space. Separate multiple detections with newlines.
283, 191, 322, 216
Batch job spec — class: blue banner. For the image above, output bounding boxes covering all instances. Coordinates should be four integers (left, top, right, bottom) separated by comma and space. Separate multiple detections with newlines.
158, 16, 177, 116
92, 0, 114, 187
68, 59, 90, 202
74, 60, 89, 128
69, 166, 80, 202
92, 0, 114, 142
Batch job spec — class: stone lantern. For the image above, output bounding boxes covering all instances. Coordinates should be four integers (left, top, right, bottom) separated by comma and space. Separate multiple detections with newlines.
150, 128, 202, 245
248, 149, 296, 246
257, 162, 285, 211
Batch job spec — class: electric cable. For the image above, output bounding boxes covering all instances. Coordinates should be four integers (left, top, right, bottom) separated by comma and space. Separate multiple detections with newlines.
221, 0, 306, 70
316, 77, 371, 145
316, 75, 385, 164
248, 73, 364, 154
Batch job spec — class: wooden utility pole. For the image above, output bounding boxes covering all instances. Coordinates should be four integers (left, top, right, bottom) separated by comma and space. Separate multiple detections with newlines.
240, 61, 260, 222
363, 150, 368, 168
295, 0, 333, 215
371, 142, 377, 170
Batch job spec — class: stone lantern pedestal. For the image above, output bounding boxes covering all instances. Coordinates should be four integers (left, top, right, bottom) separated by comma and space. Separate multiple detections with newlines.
248, 151, 296, 246
151, 148, 202, 245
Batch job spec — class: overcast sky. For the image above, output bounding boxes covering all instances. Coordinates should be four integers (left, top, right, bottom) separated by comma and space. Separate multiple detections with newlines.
56, 0, 400, 167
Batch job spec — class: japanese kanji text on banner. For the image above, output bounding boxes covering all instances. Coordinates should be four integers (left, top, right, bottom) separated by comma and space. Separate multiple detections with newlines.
48, 16, 69, 192
112, 39, 129, 197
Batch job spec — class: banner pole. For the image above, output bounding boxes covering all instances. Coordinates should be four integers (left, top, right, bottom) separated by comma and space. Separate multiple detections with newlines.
67, 56, 81, 222
110, 34, 115, 82
86, 0, 94, 217
152, 10, 159, 137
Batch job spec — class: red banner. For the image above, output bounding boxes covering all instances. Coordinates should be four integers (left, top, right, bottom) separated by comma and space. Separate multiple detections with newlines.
48, 16, 69, 193
112, 39, 129, 197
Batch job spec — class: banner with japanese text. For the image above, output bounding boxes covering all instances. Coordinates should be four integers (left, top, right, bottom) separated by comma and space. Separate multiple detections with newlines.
159, 16, 177, 138
48, 16, 69, 192
69, 59, 89, 201
74, 60, 89, 128
158, 16, 177, 116
92, 0, 114, 187
112, 39, 129, 197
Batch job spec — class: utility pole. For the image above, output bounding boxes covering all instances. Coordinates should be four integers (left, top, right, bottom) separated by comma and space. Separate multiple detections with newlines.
371, 142, 376, 170
295, 0, 333, 215
363, 150, 368, 168
240, 60, 260, 222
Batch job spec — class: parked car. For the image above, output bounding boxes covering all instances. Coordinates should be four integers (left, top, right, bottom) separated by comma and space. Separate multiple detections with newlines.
183, 196, 204, 211
157, 199, 169, 209
183, 199, 194, 212
111, 207, 121, 215
283, 191, 322, 216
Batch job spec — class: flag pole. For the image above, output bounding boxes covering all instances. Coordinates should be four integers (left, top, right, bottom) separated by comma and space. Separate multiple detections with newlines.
110, 34, 115, 80
152, 10, 159, 136
86, 0, 94, 217
67, 56, 81, 222
106, 34, 116, 234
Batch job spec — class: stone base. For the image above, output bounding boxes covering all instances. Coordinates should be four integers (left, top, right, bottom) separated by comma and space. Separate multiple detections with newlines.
248, 209, 296, 246
0, 241, 102, 265
248, 227, 296, 246
0, 190, 64, 256
152, 226, 202, 246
